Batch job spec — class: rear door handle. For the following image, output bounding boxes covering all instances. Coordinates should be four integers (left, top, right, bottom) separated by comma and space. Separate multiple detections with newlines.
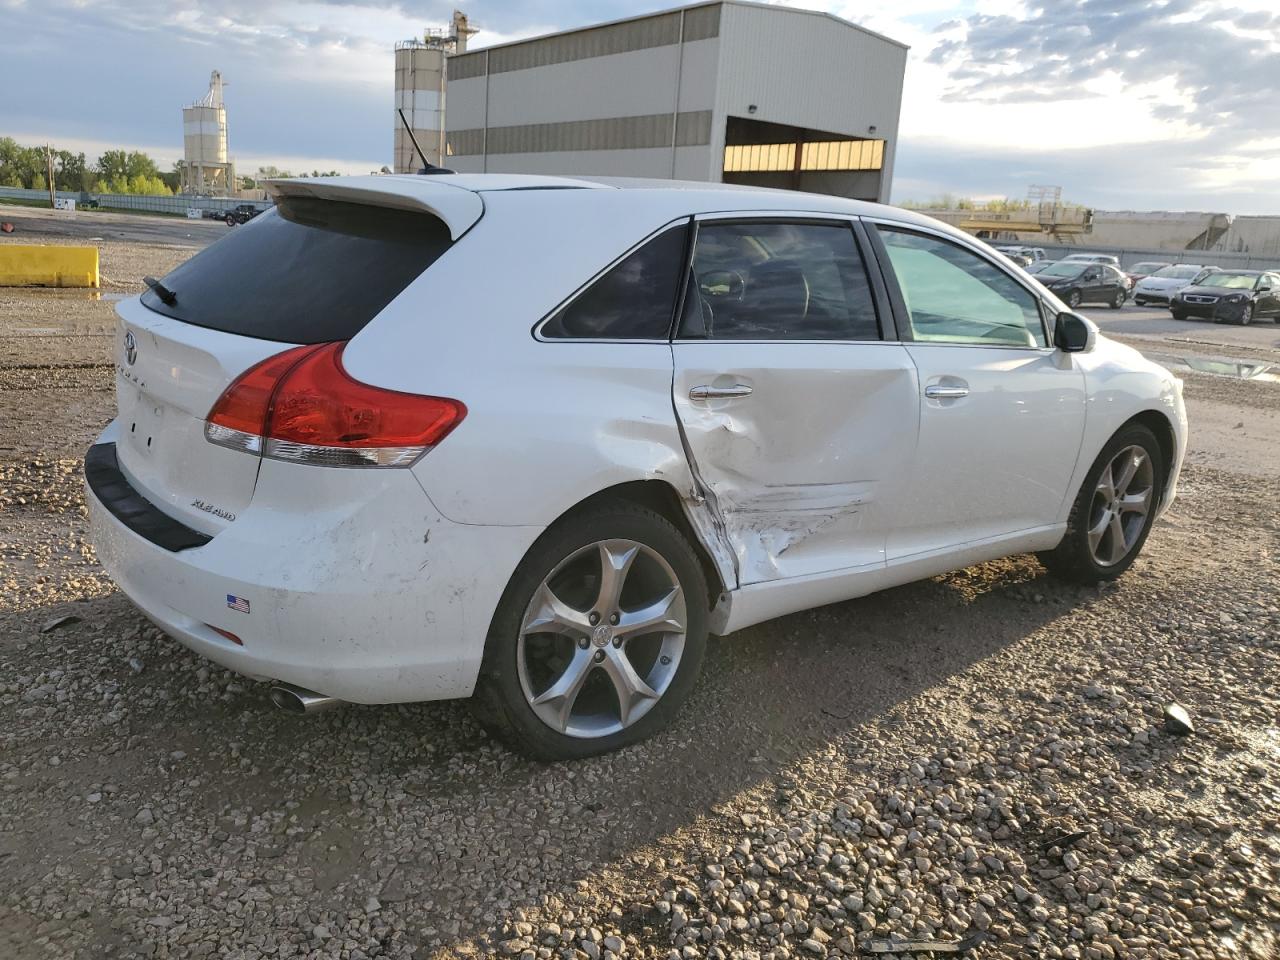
924, 384, 969, 400
689, 384, 753, 401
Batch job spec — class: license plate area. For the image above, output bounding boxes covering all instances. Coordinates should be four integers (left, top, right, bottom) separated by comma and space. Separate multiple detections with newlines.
120, 381, 167, 458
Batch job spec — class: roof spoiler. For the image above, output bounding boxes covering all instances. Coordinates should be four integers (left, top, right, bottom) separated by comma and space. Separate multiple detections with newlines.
264, 177, 483, 241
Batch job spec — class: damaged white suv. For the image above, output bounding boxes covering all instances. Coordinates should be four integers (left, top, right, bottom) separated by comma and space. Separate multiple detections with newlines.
87, 174, 1187, 759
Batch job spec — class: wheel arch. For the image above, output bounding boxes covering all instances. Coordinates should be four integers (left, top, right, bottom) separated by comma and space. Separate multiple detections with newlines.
549, 480, 730, 610
1126, 409, 1177, 508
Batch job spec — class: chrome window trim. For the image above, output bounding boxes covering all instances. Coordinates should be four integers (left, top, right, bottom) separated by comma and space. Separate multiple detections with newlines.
860, 214, 1060, 350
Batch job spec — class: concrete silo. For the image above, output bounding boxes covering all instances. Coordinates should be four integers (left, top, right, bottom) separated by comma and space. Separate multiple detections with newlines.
182, 71, 236, 196
394, 11, 477, 173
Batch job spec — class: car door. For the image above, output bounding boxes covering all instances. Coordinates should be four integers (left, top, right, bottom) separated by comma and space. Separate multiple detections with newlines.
1261, 274, 1280, 316
1080, 265, 1104, 302
865, 221, 1087, 559
671, 215, 919, 586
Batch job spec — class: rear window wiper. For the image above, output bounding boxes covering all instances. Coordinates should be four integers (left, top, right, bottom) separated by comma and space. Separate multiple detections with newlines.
143, 276, 177, 306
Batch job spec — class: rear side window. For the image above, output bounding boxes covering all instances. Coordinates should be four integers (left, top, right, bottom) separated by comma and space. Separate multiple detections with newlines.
541, 224, 688, 340
679, 221, 880, 341
141, 197, 452, 343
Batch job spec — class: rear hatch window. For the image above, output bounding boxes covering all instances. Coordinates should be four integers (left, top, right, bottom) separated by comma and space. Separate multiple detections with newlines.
141, 197, 453, 343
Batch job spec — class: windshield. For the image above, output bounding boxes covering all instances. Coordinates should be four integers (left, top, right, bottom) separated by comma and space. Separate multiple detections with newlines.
1151, 265, 1201, 279
1195, 273, 1258, 290
1039, 262, 1085, 278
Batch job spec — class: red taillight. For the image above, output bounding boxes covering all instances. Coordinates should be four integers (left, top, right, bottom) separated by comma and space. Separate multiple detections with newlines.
205, 342, 466, 468
206, 345, 322, 453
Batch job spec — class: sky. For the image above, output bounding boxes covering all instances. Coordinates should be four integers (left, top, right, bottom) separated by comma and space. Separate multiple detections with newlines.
1, 0, 1277, 212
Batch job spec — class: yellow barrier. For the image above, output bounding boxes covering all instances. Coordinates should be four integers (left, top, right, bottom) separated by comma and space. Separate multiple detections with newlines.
0, 244, 100, 288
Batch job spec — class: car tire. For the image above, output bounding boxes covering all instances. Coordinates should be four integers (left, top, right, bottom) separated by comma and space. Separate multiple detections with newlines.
225, 214, 236, 226
1066, 290, 1082, 309
1038, 422, 1165, 584
1171, 310, 1187, 321
1109, 290, 1126, 309
1134, 297, 1146, 306
470, 501, 709, 760
1239, 305, 1253, 326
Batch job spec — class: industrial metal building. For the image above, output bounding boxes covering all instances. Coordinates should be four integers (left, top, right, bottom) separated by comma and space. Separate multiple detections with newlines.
441, 2, 907, 202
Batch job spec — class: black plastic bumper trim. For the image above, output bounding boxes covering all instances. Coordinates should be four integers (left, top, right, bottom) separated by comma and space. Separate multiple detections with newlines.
85, 442, 213, 552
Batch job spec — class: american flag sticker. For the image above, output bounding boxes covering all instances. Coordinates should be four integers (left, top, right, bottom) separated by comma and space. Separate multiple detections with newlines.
227, 594, 251, 614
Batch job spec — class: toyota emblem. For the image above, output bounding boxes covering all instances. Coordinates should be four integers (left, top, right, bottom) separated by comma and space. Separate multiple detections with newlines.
124, 331, 137, 366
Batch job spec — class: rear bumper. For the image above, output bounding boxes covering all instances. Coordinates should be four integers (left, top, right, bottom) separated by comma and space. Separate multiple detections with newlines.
87, 421, 541, 703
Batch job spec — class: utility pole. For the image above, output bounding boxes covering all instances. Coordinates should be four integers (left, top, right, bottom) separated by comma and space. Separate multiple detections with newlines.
45, 144, 56, 209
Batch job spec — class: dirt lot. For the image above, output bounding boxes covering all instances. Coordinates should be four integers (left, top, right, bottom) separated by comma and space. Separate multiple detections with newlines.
1, 221, 1277, 960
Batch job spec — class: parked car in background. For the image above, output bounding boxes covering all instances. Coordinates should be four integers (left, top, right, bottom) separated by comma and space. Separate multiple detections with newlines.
84, 174, 1187, 758
1132, 264, 1218, 306
1063, 253, 1122, 268
995, 245, 1048, 267
224, 204, 262, 226
1125, 261, 1171, 287
1171, 270, 1280, 325
1035, 260, 1129, 308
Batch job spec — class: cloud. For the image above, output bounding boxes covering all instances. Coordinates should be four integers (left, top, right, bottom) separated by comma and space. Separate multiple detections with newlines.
927, 0, 1280, 137
893, 134, 1280, 214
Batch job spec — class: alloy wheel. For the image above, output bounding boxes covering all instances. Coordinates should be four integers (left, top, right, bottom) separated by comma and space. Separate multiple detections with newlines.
1068, 291, 1082, 308
1087, 445, 1155, 567
1241, 305, 1253, 326
516, 539, 687, 739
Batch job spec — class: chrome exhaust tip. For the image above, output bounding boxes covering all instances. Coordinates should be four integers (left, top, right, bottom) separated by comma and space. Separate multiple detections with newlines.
269, 683, 342, 715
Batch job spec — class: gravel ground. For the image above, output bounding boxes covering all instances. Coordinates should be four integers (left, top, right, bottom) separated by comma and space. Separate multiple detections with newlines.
1, 227, 1278, 960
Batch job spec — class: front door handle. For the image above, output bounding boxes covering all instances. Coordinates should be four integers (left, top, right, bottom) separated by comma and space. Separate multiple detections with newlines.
689, 384, 753, 401
924, 384, 969, 400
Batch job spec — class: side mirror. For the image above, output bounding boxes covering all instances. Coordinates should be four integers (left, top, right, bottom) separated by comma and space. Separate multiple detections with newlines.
1054, 311, 1094, 353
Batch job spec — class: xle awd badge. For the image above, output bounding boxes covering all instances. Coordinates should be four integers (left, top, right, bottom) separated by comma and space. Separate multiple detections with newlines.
123, 331, 137, 366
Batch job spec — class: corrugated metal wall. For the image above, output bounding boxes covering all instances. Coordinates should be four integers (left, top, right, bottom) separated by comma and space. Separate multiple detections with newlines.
447, 5, 719, 79
445, 5, 722, 178
714, 3, 907, 202
450, 111, 712, 156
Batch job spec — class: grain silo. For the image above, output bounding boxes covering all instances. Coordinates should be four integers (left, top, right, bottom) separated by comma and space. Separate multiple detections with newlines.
394, 11, 477, 173
182, 71, 236, 195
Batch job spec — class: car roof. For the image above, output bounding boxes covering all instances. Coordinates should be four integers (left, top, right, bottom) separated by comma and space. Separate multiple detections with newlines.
268, 172, 942, 235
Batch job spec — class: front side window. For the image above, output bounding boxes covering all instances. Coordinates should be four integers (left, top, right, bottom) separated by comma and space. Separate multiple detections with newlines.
679, 221, 879, 341
541, 224, 687, 340
876, 227, 1047, 348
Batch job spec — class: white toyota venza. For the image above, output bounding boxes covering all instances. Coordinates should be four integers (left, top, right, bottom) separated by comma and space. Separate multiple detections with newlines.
87, 175, 1187, 759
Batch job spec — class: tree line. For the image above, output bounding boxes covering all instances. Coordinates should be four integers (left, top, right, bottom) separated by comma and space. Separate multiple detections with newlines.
0, 138, 346, 197
0, 139, 176, 195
